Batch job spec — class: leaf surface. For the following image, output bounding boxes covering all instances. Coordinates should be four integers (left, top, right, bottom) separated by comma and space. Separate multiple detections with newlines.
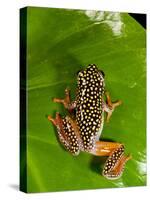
24, 7, 146, 192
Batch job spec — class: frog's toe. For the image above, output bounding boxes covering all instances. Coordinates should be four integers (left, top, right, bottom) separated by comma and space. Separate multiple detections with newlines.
47, 112, 61, 127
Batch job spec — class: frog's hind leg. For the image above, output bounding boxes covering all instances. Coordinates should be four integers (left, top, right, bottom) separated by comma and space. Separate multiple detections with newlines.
48, 113, 72, 152
47, 113, 80, 156
53, 88, 76, 113
90, 141, 131, 179
103, 91, 122, 123
103, 150, 131, 180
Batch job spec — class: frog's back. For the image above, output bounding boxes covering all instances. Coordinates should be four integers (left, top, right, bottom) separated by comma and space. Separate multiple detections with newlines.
76, 64, 105, 151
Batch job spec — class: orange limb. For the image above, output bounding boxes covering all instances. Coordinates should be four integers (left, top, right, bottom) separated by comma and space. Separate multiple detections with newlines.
90, 141, 122, 156
104, 91, 122, 123
103, 154, 132, 179
90, 141, 131, 179
47, 112, 62, 127
47, 112, 69, 147
53, 88, 76, 112
47, 113, 81, 156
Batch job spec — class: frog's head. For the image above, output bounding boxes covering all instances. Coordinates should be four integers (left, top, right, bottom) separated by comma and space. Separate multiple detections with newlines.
77, 64, 105, 90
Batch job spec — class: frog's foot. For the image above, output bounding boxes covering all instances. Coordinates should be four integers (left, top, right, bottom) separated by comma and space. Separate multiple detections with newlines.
90, 141, 131, 179
53, 88, 76, 113
47, 112, 62, 127
104, 91, 122, 123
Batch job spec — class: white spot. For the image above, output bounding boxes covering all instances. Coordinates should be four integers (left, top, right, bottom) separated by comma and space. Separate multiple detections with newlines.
82, 89, 86, 96
82, 78, 86, 85
78, 72, 83, 77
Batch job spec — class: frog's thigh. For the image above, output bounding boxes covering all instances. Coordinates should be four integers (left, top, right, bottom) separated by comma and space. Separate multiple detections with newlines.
47, 113, 80, 156
53, 88, 76, 112
91, 141, 122, 156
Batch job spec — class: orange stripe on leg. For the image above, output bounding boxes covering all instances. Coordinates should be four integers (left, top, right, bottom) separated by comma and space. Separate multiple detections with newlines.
90, 141, 122, 156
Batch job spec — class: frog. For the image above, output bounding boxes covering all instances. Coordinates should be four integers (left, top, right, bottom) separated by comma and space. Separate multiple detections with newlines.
47, 64, 131, 179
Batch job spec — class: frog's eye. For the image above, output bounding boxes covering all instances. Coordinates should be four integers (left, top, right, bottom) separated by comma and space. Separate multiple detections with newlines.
77, 70, 84, 77
99, 70, 105, 78
77, 70, 81, 75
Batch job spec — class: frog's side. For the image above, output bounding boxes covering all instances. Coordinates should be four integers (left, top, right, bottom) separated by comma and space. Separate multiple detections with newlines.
48, 64, 131, 180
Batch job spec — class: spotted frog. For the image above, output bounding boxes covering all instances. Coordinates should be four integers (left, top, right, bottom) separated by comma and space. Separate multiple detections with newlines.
48, 64, 131, 179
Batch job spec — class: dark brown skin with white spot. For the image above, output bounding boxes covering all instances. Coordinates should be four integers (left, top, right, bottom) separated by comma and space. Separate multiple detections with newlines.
48, 64, 131, 180
76, 65, 104, 152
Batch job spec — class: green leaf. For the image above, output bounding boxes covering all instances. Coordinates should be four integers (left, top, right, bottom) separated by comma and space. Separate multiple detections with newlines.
24, 7, 146, 192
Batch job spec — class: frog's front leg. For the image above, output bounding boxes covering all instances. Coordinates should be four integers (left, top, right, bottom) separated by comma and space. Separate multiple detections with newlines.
53, 88, 76, 113
47, 113, 81, 156
90, 141, 131, 179
103, 91, 122, 122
